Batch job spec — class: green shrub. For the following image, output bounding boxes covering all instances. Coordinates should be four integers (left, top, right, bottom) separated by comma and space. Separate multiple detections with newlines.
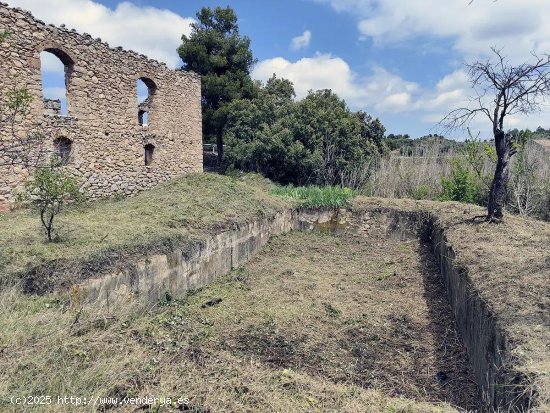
271, 185, 355, 208
17, 158, 82, 241
222, 79, 385, 188
440, 160, 479, 203
412, 184, 430, 200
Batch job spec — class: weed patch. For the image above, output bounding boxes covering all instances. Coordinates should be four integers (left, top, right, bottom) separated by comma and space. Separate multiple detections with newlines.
271, 185, 355, 208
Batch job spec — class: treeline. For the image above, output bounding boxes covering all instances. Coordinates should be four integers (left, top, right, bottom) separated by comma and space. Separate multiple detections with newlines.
178, 7, 385, 188
385, 133, 462, 155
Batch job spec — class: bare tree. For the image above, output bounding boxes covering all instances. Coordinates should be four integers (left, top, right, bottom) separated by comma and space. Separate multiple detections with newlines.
441, 48, 550, 221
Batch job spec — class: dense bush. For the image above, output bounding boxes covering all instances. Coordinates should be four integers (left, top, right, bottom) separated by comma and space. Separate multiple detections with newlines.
440, 160, 479, 203
223, 76, 386, 188
440, 139, 495, 204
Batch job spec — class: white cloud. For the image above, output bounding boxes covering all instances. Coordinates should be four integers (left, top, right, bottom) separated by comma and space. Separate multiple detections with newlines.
415, 68, 550, 137
252, 53, 418, 112
412, 70, 470, 112
304, 0, 550, 135
6, 0, 194, 68
254, 54, 550, 137
313, 0, 550, 62
40, 51, 65, 73
436, 70, 470, 93
290, 30, 312, 50
43, 87, 66, 100
377, 92, 411, 112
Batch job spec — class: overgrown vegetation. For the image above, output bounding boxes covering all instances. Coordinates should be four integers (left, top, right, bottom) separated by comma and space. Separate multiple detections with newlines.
366, 132, 550, 221
271, 185, 355, 208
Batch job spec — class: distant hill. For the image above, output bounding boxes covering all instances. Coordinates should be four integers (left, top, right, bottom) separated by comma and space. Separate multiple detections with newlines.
533, 127, 550, 140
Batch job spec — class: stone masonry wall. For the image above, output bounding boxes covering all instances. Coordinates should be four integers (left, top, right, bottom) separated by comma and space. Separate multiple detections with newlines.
0, 3, 202, 204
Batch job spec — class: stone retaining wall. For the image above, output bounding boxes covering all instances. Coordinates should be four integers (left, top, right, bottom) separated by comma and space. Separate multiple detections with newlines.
58, 207, 548, 412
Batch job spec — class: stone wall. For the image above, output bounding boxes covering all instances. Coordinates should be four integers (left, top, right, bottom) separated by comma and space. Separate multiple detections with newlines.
0, 3, 202, 204
67, 207, 546, 411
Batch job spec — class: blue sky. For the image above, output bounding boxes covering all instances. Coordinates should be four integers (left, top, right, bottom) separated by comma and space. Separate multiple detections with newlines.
8, 0, 550, 139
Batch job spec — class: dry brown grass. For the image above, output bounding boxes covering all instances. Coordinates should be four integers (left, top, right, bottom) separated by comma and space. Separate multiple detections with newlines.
0, 226, 475, 412
1, 172, 548, 412
365, 141, 550, 222
353, 197, 550, 411
365, 144, 458, 200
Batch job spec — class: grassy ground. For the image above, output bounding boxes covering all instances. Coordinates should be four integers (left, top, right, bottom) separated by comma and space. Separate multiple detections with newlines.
1, 174, 548, 411
353, 197, 550, 411
271, 185, 355, 208
0, 228, 470, 412
0, 173, 292, 292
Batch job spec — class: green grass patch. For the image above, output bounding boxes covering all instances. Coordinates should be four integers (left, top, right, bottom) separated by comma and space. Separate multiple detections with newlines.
271, 185, 355, 208
0, 173, 291, 290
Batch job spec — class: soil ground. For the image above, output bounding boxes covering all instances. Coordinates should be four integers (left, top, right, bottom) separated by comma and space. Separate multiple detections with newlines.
0, 222, 481, 413
181, 228, 482, 411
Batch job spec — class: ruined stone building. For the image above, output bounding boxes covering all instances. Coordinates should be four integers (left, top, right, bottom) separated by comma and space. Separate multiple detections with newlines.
0, 3, 202, 205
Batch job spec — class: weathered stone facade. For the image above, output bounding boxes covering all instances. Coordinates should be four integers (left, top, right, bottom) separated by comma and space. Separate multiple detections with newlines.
0, 3, 202, 204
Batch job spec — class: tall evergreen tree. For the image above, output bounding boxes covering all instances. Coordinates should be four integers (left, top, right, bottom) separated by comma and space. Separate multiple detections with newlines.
178, 7, 256, 164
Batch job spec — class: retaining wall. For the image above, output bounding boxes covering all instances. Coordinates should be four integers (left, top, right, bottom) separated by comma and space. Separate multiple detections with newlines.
69, 207, 544, 412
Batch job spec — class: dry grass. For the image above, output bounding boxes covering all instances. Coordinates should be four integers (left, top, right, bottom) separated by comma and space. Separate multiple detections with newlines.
0, 227, 473, 412
365, 144, 458, 200
353, 197, 550, 411
1, 172, 548, 412
365, 140, 550, 221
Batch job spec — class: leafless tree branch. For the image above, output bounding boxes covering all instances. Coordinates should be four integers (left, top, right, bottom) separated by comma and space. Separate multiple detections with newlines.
440, 47, 550, 220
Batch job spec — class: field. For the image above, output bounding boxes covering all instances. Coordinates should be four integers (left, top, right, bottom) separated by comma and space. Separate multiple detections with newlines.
0, 223, 476, 412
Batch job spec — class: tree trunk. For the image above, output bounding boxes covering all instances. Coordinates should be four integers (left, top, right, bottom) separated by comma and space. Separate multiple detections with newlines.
216, 129, 224, 166
487, 130, 511, 221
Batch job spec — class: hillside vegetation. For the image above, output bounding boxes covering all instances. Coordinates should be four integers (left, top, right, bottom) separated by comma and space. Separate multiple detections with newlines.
0, 173, 291, 292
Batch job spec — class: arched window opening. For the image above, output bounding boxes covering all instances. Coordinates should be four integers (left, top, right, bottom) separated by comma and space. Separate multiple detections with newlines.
144, 143, 155, 166
137, 77, 156, 126
40, 49, 73, 117
53, 137, 72, 164
138, 108, 148, 126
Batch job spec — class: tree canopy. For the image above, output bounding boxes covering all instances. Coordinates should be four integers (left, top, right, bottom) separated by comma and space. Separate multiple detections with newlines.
223, 76, 386, 187
178, 6, 256, 162
179, 7, 386, 186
